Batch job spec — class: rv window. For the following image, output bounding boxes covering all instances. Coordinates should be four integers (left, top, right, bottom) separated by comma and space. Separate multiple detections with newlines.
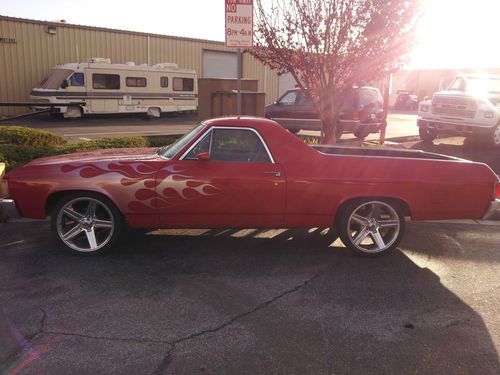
126, 77, 147, 87
70, 73, 85, 87
173, 77, 194, 91
39, 69, 73, 89
160, 77, 169, 88
92, 74, 120, 89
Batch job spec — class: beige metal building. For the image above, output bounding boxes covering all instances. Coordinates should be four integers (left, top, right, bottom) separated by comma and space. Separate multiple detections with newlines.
0, 15, 279, 117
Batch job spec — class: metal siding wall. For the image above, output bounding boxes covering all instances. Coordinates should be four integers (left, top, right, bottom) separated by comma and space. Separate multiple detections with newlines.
0, 17, 278, 117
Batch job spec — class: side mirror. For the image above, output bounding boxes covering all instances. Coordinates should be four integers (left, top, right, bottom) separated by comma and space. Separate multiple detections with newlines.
196, 152, 211, 161
61, 79, 69, 89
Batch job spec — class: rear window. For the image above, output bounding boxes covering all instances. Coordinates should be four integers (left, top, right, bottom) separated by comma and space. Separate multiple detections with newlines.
173, 77, 194, 91
358, 88, 383, 106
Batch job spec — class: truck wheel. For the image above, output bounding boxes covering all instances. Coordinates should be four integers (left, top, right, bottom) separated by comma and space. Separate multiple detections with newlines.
336, 199, 405, 257
419, 127, 437, 143
288, 128, 301, 134
492, 124, 500, 147
51, 192, 123, 255
354, 127, 370, 140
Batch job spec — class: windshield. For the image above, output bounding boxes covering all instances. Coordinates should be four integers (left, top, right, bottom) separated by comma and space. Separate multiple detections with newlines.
448, 76, 500, 93
158, 124, 206, 159
38, 69, 73, 89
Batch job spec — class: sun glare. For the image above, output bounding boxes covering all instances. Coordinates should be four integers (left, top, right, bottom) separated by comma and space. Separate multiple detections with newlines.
410, 0, 500, 69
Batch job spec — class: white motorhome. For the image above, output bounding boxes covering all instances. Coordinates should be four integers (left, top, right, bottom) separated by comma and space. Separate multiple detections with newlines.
31, 58, 198, 118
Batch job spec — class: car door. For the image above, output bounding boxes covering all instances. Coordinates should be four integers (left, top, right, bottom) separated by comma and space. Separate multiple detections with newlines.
156, 127, 286, 228
294, 91, 321, 130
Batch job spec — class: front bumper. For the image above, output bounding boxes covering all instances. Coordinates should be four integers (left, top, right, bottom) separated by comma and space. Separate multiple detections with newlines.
482, 199, 500, 220
418, 118, 494, 136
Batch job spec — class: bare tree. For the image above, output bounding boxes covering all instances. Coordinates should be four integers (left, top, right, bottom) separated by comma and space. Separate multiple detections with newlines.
250, 0, 421, 143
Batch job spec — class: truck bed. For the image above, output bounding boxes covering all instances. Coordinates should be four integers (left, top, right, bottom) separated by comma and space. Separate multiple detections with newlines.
312, 145, 457, 161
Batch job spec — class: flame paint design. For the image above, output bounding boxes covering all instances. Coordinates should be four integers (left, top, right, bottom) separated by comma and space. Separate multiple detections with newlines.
61, 162, 219, 211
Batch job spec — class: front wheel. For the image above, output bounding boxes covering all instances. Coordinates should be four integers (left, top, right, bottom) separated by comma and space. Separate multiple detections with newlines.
336, 199, 405, 257
419, 127, 437, 143
51, 193, 123, 255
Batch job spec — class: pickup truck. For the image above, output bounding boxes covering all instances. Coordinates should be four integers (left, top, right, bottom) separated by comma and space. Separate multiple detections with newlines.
1, 117, 499, 257
417, 75, 500, 147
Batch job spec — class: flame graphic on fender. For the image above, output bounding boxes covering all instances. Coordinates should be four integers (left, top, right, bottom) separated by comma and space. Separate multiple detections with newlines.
61, 162, 219, 211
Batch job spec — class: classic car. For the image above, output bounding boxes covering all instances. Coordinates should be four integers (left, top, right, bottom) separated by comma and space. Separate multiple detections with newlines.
1, 117, 499, 257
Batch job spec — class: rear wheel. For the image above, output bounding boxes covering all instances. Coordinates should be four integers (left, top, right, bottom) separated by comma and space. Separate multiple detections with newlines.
419, 126, 437, 143
51, 193, 123, 255
354, 127, 370, 140
336, 199, 405, 257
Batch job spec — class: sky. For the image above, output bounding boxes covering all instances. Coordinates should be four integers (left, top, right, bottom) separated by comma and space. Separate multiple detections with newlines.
1, 0, 500, 70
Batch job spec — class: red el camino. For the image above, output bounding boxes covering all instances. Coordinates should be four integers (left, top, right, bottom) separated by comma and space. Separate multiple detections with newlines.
1, 117, 499, 256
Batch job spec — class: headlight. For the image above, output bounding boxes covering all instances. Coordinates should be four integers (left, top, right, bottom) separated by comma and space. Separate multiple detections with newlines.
420, 104, 429, 112
484, 111, 494, 119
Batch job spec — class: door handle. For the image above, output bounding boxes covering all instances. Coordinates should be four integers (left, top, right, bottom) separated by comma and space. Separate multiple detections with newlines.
263, 171, 281, 177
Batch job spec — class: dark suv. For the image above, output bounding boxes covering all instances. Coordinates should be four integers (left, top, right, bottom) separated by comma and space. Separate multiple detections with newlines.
265, 87, 385, 139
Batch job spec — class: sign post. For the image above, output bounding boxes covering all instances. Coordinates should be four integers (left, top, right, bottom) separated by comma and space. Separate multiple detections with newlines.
225, 0, 254, 115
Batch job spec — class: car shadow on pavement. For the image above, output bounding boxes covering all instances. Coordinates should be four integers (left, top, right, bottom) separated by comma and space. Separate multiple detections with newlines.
0, 222, 499, 375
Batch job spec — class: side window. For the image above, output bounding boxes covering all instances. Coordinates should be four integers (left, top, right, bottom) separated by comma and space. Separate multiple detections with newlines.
69, 73, 85, 87
92, 74, 120, 89
126, 77, 147, 87
160, 76, 169, 88
359, 89, 382, 106
278, 91, 297, 105
185, 131, 212, 160
296, 92, 313, 106
173, 77, 194, 91
210, 129, 271, 163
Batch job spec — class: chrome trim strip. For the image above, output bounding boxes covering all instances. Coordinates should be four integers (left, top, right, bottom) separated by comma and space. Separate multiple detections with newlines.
482, 199, 500, 220
179, 126, 276, 164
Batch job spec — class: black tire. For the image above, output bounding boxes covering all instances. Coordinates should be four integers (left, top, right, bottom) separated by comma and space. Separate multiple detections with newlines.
288, 128, 301, 134
336, 199, 405, 257
50, 192, 123, 255
354, 127, 370, 140
419, 127, 437, 143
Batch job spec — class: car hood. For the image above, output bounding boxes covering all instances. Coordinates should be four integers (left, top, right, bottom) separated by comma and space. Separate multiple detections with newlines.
25, 147, 159, 167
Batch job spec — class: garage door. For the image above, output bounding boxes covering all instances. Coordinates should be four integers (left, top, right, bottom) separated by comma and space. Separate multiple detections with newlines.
278, 73, 297, 97
203, 50, 238, 78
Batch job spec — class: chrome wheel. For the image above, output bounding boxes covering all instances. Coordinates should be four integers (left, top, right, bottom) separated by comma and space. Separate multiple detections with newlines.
337, 200, 404, 256
56, 197, 115, 253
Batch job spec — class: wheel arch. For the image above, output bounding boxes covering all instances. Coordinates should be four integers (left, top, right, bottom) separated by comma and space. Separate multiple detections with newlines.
45, 189, 121, 218
334, 196, 412, 225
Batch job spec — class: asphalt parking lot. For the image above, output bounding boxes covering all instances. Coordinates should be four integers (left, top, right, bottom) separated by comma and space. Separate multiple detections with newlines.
1, 220, 499, 374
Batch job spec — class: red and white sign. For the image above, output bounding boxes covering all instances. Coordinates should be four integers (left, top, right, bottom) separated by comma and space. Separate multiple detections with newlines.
225, 0, 253, 48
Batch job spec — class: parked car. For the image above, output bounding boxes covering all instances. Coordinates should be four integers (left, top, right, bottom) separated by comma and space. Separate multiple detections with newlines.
1, 117, 499, 257
265, 87, 385, 139
394, 90, 419, 110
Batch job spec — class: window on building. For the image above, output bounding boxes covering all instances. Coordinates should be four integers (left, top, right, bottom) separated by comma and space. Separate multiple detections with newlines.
173, 77, 194, 91
160, 76, 169, 88
126, 77, 147, 87
92, 74, 120, 89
